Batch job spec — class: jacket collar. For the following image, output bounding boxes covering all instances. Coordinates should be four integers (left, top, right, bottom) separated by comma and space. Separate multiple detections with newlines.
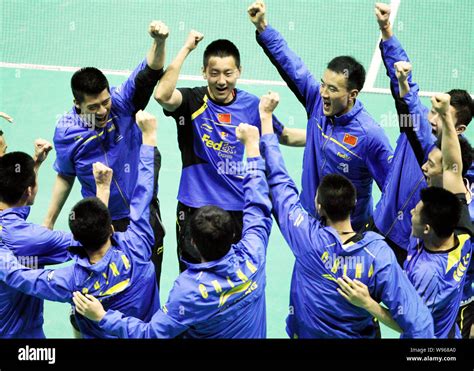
329, 99, 363, 126
0, 206, 31, 220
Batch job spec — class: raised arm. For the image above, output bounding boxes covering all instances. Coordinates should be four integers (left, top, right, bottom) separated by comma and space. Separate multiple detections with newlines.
434, 94, 467, 194
259, 92, 316, 257
32, 138, 53, 173
248, 1, 320, 113
113, 21, 169, 115
154, 30, 204, 112
43, 173, 75, 230
234, 123, 272, 254
117, 111, 157, 260
92, 162, 113, 206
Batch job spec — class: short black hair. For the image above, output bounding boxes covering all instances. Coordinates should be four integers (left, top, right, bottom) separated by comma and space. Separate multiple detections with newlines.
0, 129, 3, 136
71, 67, 109, 103
419, 187, 461, 239
190, 206, 234, 261
317, 174, 357, 222
327, 56, 366, 91
68, 197, 112, 251
203, 39, 241, 69
0, 152, 36, 204
447, 89, 474, 128
435, 135, 473, 177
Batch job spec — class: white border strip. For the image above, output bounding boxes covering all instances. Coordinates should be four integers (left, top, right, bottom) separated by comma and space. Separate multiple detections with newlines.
1, 61, 471, 98
364, 0, 401, 90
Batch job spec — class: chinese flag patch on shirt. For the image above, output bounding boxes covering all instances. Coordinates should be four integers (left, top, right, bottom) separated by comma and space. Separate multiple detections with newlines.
217, 113, 231, 124
343, 133, 358, 147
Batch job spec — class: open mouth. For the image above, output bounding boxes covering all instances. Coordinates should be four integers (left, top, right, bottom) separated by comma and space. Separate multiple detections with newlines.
96, 115, 108, 124
323, 100, 331, 111
216, 86, 227, 93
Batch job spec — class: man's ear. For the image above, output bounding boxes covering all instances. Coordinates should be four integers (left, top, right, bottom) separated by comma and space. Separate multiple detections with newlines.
201, 66, 207, 80
349, 89, 359, 104
455, 125, 466, 135
423, 224, 431, 236
73, 99, 81, 110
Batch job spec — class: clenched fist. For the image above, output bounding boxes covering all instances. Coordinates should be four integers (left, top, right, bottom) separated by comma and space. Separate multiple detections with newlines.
394, 61, 412, 82
33, 138, 53, 164
184, 30, 204, 51
259, 91, 280, 116
431, 93, 451, 115
149, 21, 169, 41
248, 1, 267, 32
93, 162, 113, 189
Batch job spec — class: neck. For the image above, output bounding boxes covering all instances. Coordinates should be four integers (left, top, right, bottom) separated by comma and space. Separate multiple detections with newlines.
0, 200, 27, 211
338, 100, 355, 117
327, 218, 354, 236
87, 239, 112, 264
424, 233, 456, 252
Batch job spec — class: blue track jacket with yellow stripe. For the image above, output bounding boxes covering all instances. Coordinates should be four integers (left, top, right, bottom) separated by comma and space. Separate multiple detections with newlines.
261, 134, 433, 339
256, 25, 393, 230
95, 157, 272, 338
0, 145, 159, 338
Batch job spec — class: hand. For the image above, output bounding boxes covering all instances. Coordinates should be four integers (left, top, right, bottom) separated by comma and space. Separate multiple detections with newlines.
148, 21, 169, 41
259, 91, 280, 116
72, 292, 106, 322
336, 275, 372, 309
0, 112, 13, 123
236, 123, 260, 145
374, 2, 391, 29
431, 93, 451, 115
135, 110, 157, 135
93, 162, 113, 188
33, 138, 53, 164
183, 30, 204, 51
394, 61, 412, 82
248, 1, 267, 32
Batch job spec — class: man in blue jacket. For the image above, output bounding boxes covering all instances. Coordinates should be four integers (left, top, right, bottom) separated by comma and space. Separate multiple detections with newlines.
0, 139, 81, 338
248, 1, 394, 231
43, 21, 168, 288
259, 92, 433, 338
371, 3, 474, 263
67, 123, 273, 339
0, 111, 160, 339
371, 3, 473, 338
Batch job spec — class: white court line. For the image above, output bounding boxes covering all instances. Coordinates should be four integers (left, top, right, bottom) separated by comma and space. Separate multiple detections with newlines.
364, 0, 401, 90
1, 61, 471, 98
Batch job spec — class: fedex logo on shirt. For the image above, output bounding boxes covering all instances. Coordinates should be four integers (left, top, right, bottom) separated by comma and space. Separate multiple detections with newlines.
202, 134, 224, 150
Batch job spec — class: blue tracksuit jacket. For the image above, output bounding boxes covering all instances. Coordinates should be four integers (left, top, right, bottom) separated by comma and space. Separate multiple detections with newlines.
256, 25, 394, 230
0, 145, 159, 338
261, 134, 433, 339
96, 157, 273, 338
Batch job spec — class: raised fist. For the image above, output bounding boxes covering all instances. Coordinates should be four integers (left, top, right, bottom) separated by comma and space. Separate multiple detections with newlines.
236, 123, 260, 145
394, 61, 412, 82
374, 3, 391, 29
93, 162, 113, 188
184, 30, 204, 51
135, 110, 157, 135
33, 138, 53, 163
431, 93, 451, 115
149, 21, 169, 41
248, 1, 267, 31
259, 91, 280, 115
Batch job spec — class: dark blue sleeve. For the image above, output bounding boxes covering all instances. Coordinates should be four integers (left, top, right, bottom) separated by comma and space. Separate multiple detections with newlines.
112, 59, 164, 116
234, 157, 273, 258
380, 36, 413, 98
256, 26, 320, 116
0, 248, 73, 303
115, 145, 155, 261
370, 246, 435, 338
261, 134, 320, 257
380, 36, 435, 165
